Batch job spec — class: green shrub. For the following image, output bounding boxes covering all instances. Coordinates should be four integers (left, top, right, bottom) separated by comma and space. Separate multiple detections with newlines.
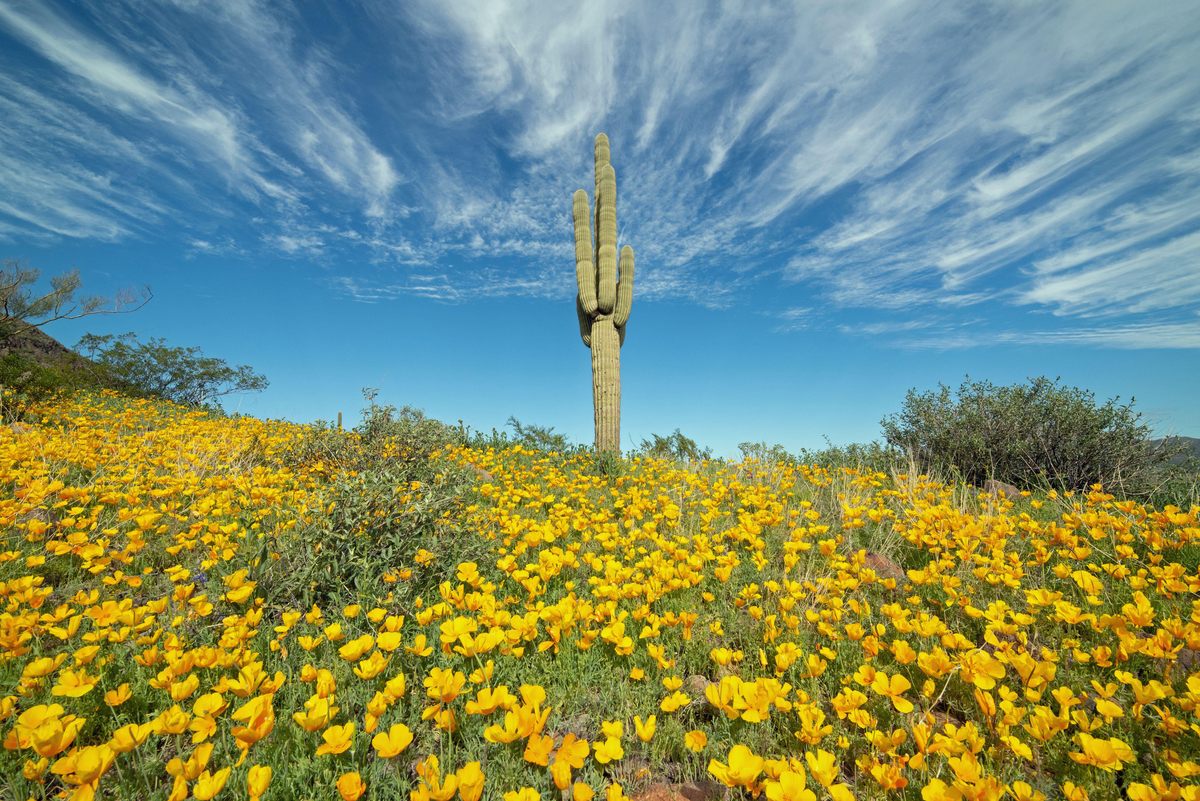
880, 376, 1179, 497
505, 416, 579, 454
1142, 447, 1200, 509
263, 390, 480, 608
795, 439, 905, 473
261, 459, 478, 609
737, 441, 795, 465
354, 388, 464, 462
636, 429, 711, 462
591, 447, 626, 479
0, 351, 91, 396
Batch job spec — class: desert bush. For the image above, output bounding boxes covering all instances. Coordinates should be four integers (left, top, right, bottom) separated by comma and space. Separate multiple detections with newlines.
795, 438, 904, 473
1142, 444, 1200, 509
881, 375, 1179, 496
354, 388, 463, 463
262, 459, 478, 609
264, 390, 479, 608
590, 447, 626, 479
737, 441, 795, 465
459, 417, 586, 457
505, 416, 577, 454
636, 428, 711, 462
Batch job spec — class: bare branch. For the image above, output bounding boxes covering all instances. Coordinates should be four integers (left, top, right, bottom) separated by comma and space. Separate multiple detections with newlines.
0, 260, 151, 343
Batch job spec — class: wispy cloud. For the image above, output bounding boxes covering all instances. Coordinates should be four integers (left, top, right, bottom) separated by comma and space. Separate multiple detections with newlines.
1022, 230, 1200, 317
334, 274, 463, 304
156, 0, 402, 216
0, 0, 401, 244
0, 72, 172, 240
0, 1, 288, 202
831, 307, 1200, 351
773, 307, 813, 333
887, 318, 1200, 351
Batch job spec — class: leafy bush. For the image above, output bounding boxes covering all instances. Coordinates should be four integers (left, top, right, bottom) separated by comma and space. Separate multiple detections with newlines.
1142, 439, 1200, 509
264, 458, 478, 609
354, 389, 465, 464
880, 376, 1178, 496
636, 428, 712, 462
0, 327, 132, 420
77, 332, 266, 408
281, 389, 467, 478
795, 439, 904, 473
591, 447, 626, 479
1148, 461, 1200, 509
505, 416, 577, 453
265, 390, 479, 608
737, 441, 795, 465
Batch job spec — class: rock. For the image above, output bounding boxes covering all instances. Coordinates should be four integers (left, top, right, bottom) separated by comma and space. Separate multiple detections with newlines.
631, 780, 724, 801
684, 675, 710, 696
983, 479, 1021, 498
678, 779, 725, 801
632, 785, 687, 801
863, 551, 906, 583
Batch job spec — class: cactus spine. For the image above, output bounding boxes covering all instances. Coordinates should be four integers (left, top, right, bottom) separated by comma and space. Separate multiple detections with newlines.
573, 132, 634, 454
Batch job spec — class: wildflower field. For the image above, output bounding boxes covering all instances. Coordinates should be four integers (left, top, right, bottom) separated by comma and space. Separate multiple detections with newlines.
2, 392, 1199, 801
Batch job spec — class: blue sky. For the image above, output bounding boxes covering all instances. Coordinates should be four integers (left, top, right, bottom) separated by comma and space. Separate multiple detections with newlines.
2, 0, 1198, 456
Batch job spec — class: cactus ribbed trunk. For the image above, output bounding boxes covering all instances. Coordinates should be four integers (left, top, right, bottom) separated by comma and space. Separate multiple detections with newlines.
590, 315, 620, 453
572, 132, 635, 456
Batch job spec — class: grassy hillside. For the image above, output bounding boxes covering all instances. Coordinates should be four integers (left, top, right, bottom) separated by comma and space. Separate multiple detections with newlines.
1, 392, 1198, 801
0, 328, 110, 401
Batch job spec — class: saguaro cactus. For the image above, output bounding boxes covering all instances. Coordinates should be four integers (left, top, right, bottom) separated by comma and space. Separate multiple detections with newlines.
573, 132, 634, 454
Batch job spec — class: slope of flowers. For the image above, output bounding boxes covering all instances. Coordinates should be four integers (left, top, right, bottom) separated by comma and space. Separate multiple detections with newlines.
1, 392, 1199, 801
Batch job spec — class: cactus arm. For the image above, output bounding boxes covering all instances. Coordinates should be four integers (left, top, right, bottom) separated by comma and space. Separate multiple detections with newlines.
594, 134, 608, 258
576, 296, 592, 348
573, 189, 598, 316
596, 163, 618, 313
614, 245, 634, 327
594, 133, 610, 191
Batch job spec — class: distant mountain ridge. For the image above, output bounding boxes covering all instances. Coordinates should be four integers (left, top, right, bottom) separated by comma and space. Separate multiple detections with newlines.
1152, 436, 1200, 465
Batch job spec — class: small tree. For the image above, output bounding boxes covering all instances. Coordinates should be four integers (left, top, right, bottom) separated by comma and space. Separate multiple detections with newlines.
1, 260, 149, 343
77, 332, 267, 408
881, 376, 1175, 495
